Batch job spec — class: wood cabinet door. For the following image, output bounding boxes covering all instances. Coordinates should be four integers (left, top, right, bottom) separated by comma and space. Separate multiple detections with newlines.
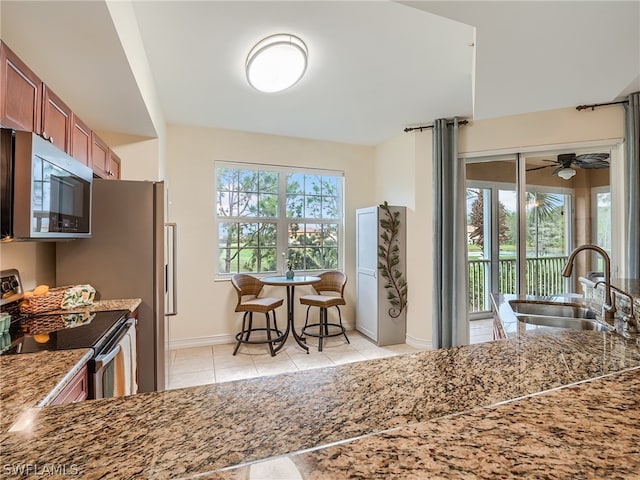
50, 364, 88, 405
71, 114, 91, 166
108, 150, 121, 179
91, 132, 109, 178
42, 85, 72, 153
0, 41, 42, 133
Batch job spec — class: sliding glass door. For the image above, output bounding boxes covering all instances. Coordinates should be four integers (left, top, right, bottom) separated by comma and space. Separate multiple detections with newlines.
466, 147, 611, 317
466, 158, 517, 317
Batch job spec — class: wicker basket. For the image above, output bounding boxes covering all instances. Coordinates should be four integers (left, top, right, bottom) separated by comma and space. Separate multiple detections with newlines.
19, 286, 71, 315
20, 314, 65, 335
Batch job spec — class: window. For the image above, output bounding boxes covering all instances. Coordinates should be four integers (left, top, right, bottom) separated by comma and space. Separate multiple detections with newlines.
216, 162, 343, 276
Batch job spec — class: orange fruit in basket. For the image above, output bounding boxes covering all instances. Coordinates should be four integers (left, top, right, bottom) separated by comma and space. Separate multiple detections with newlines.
23, 291, 34, 298
33, 285, 49, 296
33, 334, 50, 343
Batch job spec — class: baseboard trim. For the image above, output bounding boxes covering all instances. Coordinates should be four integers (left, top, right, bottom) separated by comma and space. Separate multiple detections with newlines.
169, 334, 234, 350
169, 321, 357, 351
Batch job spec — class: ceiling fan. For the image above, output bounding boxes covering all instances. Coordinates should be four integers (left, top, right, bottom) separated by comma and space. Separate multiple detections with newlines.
526, 153, 610, 180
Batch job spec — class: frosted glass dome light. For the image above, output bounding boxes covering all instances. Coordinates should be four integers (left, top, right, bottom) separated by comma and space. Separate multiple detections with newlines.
246, 34, 308, 93
557, 167, 576, 180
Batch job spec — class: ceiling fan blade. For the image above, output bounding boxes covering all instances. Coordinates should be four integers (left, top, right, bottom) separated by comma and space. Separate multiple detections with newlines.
575, 153, 609, 163
575, 160, 610, 169
526, 165, 554, 172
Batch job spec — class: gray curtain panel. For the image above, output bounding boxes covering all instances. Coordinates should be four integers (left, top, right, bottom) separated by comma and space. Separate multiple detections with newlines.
432, 118, 469, 349
625, 92, 640, 278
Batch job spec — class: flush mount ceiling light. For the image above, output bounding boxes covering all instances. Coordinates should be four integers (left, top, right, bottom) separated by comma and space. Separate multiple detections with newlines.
556, 167, 577, 180
246, 34, 308, 93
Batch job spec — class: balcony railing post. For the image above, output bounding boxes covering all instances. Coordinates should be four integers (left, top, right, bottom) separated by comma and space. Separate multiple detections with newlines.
468, 256, 568, 313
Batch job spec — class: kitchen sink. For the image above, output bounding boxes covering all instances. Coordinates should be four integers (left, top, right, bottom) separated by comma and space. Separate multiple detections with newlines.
517, 315, 612, 332
508, 301, 598, 319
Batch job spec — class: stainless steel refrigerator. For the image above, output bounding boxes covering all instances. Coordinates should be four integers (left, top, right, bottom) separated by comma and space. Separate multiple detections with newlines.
56, 179, 177, 392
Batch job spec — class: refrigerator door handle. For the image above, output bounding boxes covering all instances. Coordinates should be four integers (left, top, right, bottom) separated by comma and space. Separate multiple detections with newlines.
165, 222, 178, 316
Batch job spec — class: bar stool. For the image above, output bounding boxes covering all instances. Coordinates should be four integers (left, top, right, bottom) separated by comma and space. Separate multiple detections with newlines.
300, 271, 350, 352
231, 274, 285, 356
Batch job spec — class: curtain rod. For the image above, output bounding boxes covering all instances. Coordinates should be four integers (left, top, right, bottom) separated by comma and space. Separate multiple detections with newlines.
576, 100, 628, 111
404, 119, 468, 133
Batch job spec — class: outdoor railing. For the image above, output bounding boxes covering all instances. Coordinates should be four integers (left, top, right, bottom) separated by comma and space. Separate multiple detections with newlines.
469, 256, 568, 313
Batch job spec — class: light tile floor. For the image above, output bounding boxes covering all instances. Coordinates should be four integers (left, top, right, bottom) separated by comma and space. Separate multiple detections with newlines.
167, 320, 495, 390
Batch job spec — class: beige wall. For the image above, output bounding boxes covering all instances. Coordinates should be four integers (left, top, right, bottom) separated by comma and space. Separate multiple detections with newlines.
166, 124, 375, 346
0, 242, 56, 291
98, 131, 163, 182
459, 106, 624, 154
374, 132, 432, 347
375, 133, 415, 209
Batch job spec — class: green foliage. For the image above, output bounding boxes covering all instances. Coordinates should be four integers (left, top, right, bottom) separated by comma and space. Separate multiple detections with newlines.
377, 201, 407, 318
216, 167, 340, 273
468, 193, 509, 248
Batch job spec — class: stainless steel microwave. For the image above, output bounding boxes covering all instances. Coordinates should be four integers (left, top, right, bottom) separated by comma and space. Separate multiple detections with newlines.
1, 129, 92, 241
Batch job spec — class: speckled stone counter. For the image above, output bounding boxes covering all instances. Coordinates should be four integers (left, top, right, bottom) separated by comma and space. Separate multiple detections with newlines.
0, 349, 92, 431
221, 367, 640, 479
44, 298, 141, 315
0, 298, 141, 432
2, 327, 640, 479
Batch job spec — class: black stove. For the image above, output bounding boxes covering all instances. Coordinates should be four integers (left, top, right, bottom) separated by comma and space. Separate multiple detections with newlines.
2, 309, 129, 355
0, 269, 128, 355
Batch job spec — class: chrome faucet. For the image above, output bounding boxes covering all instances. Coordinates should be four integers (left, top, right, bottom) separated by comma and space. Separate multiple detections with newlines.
562, 244, 616, 322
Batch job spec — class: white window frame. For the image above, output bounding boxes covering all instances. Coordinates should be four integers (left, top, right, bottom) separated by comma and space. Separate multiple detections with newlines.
215, 161, 345, 278
591, 185, 611, 272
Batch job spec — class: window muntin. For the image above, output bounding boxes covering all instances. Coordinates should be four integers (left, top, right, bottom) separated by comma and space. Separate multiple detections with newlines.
216, 163, 343, 275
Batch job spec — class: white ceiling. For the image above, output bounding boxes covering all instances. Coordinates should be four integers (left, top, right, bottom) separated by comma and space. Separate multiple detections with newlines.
1, 1, 638, 146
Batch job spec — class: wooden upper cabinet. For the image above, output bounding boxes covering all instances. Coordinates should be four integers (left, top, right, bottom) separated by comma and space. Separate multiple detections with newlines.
108, 150, 121, 179
1, 42, 122, 180
42, 85, 72, 153
91, 132, 109, 178
71, 114, 92, 167
0, 41, 42, 133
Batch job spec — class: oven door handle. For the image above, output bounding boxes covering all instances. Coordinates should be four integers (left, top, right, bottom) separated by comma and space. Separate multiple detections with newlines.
94, 344, 121, 370
93, 318, 135, 369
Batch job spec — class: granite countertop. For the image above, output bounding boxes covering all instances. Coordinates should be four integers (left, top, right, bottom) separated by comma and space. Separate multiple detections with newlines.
0, 298, 142, 432
44, 298, 142, 315
2, 326, 640, 479
219, 367, 640, 479
0, 349, 92, 432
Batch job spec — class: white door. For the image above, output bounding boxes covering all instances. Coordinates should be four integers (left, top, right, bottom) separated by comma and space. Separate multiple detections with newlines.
356, 207, 379, 341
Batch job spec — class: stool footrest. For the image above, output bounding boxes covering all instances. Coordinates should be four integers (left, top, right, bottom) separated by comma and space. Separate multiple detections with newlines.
302, 322, 346, 338
234, 327, 285, 345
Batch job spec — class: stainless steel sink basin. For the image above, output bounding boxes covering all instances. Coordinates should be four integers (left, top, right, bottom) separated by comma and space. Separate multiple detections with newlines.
517, 315, 611, 332
509, 301, 597, 319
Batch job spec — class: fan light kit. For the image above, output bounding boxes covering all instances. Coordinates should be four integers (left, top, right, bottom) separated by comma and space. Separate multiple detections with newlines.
557, 167, 577, 180
246, 34, 308, 93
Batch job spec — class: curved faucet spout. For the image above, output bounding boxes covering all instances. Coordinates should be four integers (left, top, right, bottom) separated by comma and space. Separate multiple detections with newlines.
562, 244, 616, 321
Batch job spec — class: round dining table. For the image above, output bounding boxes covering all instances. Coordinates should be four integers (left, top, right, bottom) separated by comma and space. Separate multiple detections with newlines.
261, 275, 320, 354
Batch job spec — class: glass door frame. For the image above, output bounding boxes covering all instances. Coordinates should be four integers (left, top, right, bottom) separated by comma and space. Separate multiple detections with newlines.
464, 140, 621, 305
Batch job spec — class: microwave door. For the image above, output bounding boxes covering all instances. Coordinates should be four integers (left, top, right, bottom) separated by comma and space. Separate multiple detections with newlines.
49, 175, 83, 232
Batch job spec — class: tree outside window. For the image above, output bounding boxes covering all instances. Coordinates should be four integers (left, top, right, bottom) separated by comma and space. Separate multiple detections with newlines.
216, 164, 343, 275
